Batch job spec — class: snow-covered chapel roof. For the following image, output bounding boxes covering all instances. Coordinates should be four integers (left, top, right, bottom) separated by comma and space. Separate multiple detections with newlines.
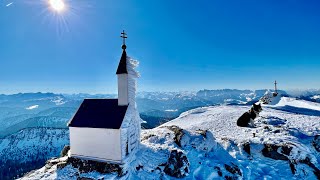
68, 99, 128, 129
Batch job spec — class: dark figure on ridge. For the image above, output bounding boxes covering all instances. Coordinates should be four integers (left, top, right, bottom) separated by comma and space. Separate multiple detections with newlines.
237, 103, 262, 127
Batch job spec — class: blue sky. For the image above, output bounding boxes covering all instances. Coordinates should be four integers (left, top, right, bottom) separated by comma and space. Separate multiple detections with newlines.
1, 0, 320, 94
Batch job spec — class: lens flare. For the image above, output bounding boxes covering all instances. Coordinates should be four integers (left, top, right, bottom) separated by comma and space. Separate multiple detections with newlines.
49, 0, 65, 12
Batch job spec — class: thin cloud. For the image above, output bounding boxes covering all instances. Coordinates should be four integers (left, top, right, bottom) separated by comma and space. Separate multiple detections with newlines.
6, 2, 13, 7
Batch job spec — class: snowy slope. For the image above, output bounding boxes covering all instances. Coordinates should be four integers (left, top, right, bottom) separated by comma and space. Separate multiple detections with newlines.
166, 105, 320, 139
313, 95, 320, 100
0, 128, 69, 180
271, 97, 320, 111
21, 103, 320, 180
259, 90, 320, 116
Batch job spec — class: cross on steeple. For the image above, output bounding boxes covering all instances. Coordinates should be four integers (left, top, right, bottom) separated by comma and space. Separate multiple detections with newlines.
120, 30, 127, 50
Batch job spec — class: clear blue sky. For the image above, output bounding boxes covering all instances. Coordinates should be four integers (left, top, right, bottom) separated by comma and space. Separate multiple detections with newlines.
1, 0, 320, 94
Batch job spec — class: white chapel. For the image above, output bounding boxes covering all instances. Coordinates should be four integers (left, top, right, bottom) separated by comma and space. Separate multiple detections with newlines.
67, 31, 141, 164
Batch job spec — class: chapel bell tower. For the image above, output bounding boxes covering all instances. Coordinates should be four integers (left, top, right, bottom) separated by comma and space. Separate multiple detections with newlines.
116, 30, 129, 106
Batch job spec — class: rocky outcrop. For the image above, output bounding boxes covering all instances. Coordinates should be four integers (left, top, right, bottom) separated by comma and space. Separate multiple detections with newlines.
259, 90, 279, 105
163, 150, 190, 178
166, 125, 185, 147
65, 157, 123, 176
225, 163, 242, 178
214, 166, 223, 177
261, 144, 291, 161
313, 135, 320, 152
242, 142, 251, 155
36, 148, 191, 179
196, 129, 208, 138
60, 145, 70, 157
299, 157, 320, 179
261, 143, 320, 178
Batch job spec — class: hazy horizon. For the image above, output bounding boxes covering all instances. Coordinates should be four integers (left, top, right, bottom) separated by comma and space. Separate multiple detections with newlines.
0, 87, 319, 96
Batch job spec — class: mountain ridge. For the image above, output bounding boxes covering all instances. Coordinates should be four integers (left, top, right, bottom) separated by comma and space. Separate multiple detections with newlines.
20, 102, 320, 179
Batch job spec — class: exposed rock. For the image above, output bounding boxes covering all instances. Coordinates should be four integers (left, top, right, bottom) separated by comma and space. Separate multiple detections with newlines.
262, 144, 320, 178
45, 160, 57, 170
66, 157, 123, 176
224, 163, 242, 176
224, 175, 237, 180
214, 166, 222, 176
264, 126, 272, 131
273, 129, 281, 133
45, 157, 65, 170
243, 142, 250, 155
312, 135, 320, 152
196, 129, 208, 138
141, 134, 156, 141
164, 150, 189, 178
60, 145, 70, 157
56, 162, 68, 169
77, 178, 94, 180
261, 144, 292, 160
166, 125, 185, 147
281, 145, 292, 156
136, 165, 143, 171
299, 157, 320, 179
289, 161, 297, 174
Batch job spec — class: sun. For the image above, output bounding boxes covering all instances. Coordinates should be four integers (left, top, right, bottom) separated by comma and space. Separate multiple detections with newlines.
49, 0, 65, 12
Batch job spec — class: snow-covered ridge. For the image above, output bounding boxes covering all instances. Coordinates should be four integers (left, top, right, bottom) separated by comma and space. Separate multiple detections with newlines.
273, 97, 320, 111
259, 90, 320, 114
21, 103, 320, 179
312, 95, 320, 100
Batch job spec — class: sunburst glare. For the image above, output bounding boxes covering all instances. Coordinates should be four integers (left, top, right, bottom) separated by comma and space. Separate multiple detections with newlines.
49, 0, 65, 12
6, 0, 96, 37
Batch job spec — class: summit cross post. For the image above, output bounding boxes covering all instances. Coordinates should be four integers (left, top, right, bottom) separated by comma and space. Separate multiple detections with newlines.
120, 30, 127, 50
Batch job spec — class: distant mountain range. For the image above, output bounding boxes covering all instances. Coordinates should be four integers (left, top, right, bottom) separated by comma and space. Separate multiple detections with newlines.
0, 89, 319, 138
0, 89, 319, 179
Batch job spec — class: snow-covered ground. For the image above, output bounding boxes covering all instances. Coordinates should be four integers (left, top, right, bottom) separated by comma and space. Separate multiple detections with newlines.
271, 97, 320, 111
166, 105, 320, 140
21, 101, 320, 179
260, 90, 320, 116
26, 105, 39, 110
312, 95, 320, 100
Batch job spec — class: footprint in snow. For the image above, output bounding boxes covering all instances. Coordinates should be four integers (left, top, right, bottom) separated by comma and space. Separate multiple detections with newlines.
261, 116, 287, 126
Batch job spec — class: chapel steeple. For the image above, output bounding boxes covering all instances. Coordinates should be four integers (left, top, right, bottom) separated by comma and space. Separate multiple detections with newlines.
116, 30, 128, 75
117, 30, 129, 106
